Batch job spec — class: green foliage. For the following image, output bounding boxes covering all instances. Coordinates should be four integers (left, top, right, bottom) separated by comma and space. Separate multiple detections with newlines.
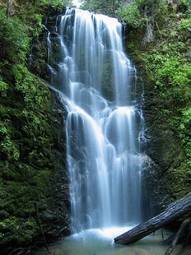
0, 217, 39, 243
40, 0, 72, 7
0, 9, 29, 65
145, 53, 191, 91
178, 17, 191, 30
116, 0, 168, 28
0, 123, 20, 161
31, 14, 44, 37
82, 0, 120, 14
126, 0, 191, 199
117, 2, 144, 28
0, 81, 8, 92
180, 0, 191, 8
182, 107, 191, 124
0, 0, 66, 250
13, 64, 50, 109
179, 107, 191, 167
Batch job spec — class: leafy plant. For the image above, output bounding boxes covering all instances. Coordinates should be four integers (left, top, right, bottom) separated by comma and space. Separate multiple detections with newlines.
0, 9, 29, 64
117, 2, 144, 28
0, 81, 8, 92
178, 17, 191, 30
0, 123, 20, 161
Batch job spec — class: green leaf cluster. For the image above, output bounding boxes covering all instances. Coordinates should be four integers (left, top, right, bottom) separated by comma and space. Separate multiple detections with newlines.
40, 0, 72, 8
0, 9, 29, 64
178, 17, 191, 30
117, 1, 144, 28
0, 217, 39, 243
81, 0, 121, 14
13, 64, 50, 109
0, 123, 20, 161
116, 0, 168, 28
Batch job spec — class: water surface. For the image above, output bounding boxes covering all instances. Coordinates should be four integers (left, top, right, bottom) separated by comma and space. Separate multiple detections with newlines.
34, 228, 190, 255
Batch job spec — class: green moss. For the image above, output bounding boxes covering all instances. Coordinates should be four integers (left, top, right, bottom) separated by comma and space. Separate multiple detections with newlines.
0, 1, 68, 250
0, 217, 39, 244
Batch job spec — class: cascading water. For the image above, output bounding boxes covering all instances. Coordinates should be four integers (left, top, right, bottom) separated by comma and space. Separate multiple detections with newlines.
48, 8, 144, 234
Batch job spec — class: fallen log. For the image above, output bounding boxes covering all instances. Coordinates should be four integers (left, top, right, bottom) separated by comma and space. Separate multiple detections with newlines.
114, 193, 191, 245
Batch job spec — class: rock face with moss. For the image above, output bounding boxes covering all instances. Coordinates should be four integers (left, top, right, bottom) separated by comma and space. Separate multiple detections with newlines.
0, 1, 71, 254
120, 0, 191, 214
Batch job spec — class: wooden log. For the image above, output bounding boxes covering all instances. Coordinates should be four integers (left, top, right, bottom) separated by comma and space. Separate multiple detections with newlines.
114, 193, 191, 245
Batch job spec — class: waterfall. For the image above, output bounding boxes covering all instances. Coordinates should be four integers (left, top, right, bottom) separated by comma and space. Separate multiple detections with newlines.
48, 8, 144, 233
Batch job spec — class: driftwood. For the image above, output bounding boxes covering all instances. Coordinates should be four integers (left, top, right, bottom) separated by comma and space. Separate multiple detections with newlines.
114, 193, 191, 245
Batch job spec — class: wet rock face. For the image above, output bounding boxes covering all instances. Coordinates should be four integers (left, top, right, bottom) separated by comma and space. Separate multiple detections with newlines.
29, 37, 49, 81
138, 71, 186, 217
29, 7, 66, 82
29, 8, 71, 243
43, 93, 71, 240
141, 82, 172, 209
126, 65, 184, 220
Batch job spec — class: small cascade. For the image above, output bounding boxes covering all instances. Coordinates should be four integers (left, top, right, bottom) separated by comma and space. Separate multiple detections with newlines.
48, 8, 145, 233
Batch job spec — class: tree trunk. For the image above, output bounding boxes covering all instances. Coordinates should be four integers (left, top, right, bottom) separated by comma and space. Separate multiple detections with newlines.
114, 193, 191, 245
7, 0, 14, 17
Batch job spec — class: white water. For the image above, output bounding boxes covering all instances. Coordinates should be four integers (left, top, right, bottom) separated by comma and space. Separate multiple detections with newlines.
48, 8, 145, 234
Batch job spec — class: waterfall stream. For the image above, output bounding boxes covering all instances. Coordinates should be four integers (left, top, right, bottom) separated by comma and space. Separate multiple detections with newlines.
34, 7, 191, 255
48, 8, 145, 234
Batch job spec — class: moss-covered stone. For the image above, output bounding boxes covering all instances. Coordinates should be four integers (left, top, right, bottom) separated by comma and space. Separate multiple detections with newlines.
0, 2, 70, 254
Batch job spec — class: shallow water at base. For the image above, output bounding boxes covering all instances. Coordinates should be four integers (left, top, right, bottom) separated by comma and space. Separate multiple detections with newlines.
34, 227, 190, 255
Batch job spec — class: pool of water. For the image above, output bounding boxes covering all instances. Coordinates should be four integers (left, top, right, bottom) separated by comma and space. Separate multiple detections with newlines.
34, 227, 190, 255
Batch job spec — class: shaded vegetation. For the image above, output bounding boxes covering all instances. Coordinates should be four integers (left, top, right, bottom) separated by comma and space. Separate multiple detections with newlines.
0, 0, 71, 253
81, 0, 121, 14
